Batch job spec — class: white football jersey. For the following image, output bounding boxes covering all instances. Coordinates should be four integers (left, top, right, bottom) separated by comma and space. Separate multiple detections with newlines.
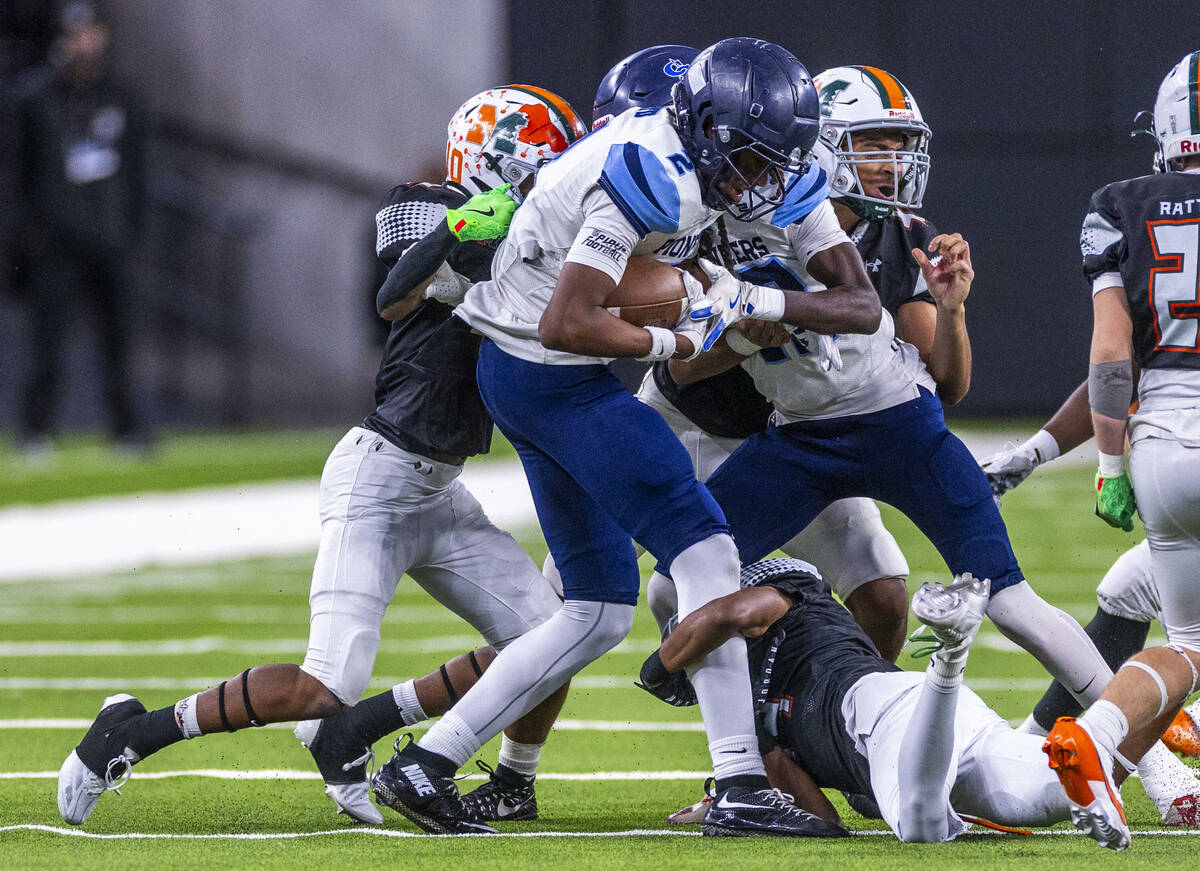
724, 210, 935, 421
455, 107, 719, 365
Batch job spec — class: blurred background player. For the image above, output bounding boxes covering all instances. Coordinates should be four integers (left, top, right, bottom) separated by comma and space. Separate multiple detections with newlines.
1041, 51, 1200, 851
56, 84, 583, 829
641, 65, 970, 660
639, 560, 1086, 841
10, 1, 148, 454
373, 38, 873, 839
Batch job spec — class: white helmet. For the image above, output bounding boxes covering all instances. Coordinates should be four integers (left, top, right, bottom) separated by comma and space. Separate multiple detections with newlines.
445, 84, 587, 199
812, 65, 931, 221
1147, 51, 1200, 172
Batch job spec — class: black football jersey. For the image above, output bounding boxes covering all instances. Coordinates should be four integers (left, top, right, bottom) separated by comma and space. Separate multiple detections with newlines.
362, 182, 496, 463
742, 559, 898, 797
652, 209, 937, 439
1081, 171, 1200, 370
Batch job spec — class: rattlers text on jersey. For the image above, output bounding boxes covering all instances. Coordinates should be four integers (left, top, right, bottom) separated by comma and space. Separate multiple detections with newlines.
1082, 169, 1200, 413
454, 106, 719, 365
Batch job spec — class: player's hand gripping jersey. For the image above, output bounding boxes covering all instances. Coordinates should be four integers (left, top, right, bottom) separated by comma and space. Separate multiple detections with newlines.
455, 106, 720, 365
1082, 169, 1200, 421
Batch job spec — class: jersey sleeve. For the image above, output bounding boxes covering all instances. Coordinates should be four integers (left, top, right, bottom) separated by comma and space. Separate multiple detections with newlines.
597, 141, 683, 236
563, 185, 642, 284
784, 200, 849, 268
375, 185, 461, 263
770, 161, 831, 228
1080, 185, 1126, 295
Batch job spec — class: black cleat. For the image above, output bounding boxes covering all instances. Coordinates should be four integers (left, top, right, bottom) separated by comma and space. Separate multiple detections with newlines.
294, 718, 382, 825
460, 760, 538, 823
372, 736, 496, 834
57, 694, 145, 825
701, 786, 851, 838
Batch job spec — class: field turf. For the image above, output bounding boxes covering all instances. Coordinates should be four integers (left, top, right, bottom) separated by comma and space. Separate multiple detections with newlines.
0, 428, 1196, 868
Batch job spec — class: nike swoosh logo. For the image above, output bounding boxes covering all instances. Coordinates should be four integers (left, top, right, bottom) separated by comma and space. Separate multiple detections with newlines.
715, 794, 765, 811
719, 747, 749, 754
495, 798, 525, 818
465, 206, 496, 217
1072, 676, 1096, 696
729, 291, 741, 310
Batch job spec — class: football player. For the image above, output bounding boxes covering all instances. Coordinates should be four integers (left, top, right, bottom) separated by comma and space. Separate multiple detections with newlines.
638, 559, 1084, 842
1040, 51, 1200, 851
640, 65, 969, 661
371, 38, 881, 838
56, 85, 586, 829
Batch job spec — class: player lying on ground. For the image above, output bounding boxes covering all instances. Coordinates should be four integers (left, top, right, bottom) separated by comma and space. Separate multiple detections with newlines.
639, 559, 1095, 841
373, 38, 879, 838
1038, 51, 1200, 851
57, 84, 588, 829
637, 64, 968, 661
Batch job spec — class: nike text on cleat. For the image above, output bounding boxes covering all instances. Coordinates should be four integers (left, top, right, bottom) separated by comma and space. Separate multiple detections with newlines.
910, 573, 991, 653
57, 693, 144, 825
372, 737, 496, 834
294, 718, 381, 824
1043, 717, 1130, 851
459, 760, 538, 823
701, 786, 850, 838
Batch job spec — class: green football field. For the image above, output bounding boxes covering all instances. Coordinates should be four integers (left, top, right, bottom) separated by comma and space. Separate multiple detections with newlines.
0, 429, 1196, 868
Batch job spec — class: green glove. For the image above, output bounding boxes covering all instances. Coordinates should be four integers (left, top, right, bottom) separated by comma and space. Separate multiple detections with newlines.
445, 184, 517, 242
1094, 470, 1136, 532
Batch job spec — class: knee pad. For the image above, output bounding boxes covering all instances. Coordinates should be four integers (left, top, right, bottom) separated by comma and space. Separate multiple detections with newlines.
671, 534, 740, 618
1096, 541, 1158, 623
300, 625, 379, 706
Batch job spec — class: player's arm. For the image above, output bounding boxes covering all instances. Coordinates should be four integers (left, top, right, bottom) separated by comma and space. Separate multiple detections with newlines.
897, 233, 974, 405
1089, 284, 1137, 530
763, 748, 844, 826
794, 241, 882, 335
654, 586, 793, 672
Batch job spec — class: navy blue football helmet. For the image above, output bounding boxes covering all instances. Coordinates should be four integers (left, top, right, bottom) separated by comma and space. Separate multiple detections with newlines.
592, 44, 699, 128
673, 38, 821, 222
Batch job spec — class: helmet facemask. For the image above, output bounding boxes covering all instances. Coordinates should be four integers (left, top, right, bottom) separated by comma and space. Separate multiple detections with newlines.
692, 122, 812, 223
820, 118, 930, 222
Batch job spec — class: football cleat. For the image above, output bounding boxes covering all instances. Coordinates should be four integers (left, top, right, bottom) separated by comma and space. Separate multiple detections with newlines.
459, 760, 538, 823
701, 786, 850, 838
57, 694, 144, 825
1165, 793, 1200, 827
1136, 740, 1200, 826
294, 718, 382, 825
1163, 704, 1200, 757
1043, 717, 1130, 851
372, 736, 496, 835
910, 574, 991, 654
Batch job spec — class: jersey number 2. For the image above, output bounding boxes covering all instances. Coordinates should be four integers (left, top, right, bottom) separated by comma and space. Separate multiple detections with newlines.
1148, 218, 1200, 352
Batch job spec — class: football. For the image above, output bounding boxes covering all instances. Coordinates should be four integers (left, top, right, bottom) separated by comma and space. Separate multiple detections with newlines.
605, 257, 707, 328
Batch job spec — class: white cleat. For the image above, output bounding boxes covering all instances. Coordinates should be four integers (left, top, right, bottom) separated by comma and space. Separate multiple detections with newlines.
57, 694, 142, 825
325, 781, 384, 825
910, 573, 991, 653
1139, 741, 1200, 826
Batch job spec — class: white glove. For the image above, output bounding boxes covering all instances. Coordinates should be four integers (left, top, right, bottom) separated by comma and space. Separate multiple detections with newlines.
979, 429, 1061, 503
688, 259, 786, 353
671, 270, 709, 360
817, 334, 842, 371
422, 261, 471, 305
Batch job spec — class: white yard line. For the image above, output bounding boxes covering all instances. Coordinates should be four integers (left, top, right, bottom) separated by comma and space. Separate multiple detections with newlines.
0, 823, 1194, 840
0, 718, 707, 731
1, 769, 708, 781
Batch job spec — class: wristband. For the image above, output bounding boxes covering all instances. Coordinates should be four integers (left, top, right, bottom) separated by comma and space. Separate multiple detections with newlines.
724, 328, 762, 356
1024, 429, 1061, 465
1098, 451, 1125, 477
638, 326, 677, 362
749, 286, 786, 322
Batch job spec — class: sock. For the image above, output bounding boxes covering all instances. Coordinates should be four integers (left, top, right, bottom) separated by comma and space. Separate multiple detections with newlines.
1031, 608, 1150, 731
709, 734, 769, 786
1078, 699, 1130, 753
418, 710, 482, 771
497, 735, 542, 779
174, 693, 202, 738
400, 740, 458, 778
1016, 713, 1049, 736
126, 706, 187, 759
393, 679, 427, 726
334, 684, 417, 748
927, 646, 969, 692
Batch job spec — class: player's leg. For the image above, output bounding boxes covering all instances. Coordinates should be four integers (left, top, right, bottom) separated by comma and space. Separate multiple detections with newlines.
56, 429, 407, 826
895, 574, 990, 841
870, 390, 1114, 705
1024, 541, 1154, 732
783, 498, 910, 660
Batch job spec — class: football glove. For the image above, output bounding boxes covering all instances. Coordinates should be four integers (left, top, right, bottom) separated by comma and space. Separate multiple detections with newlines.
1094, 469, 1136, 532
688, 259, 786, 353
445, 184, 517, 242
635, 648, 697, 707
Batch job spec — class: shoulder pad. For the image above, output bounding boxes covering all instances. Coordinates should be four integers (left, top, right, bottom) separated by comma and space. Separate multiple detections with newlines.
770, 163, 830, 228
739, 558, 827, 600
598, 142, 682, 236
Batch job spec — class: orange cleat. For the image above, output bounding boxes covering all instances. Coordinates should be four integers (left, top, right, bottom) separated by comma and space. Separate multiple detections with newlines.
1162, 706, 1200, 758
1043, 717, 1130, 851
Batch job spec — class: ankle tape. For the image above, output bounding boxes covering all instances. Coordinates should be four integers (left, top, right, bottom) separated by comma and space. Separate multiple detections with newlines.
1120, 660, 1170, 718
1167, 644, 1200, 697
